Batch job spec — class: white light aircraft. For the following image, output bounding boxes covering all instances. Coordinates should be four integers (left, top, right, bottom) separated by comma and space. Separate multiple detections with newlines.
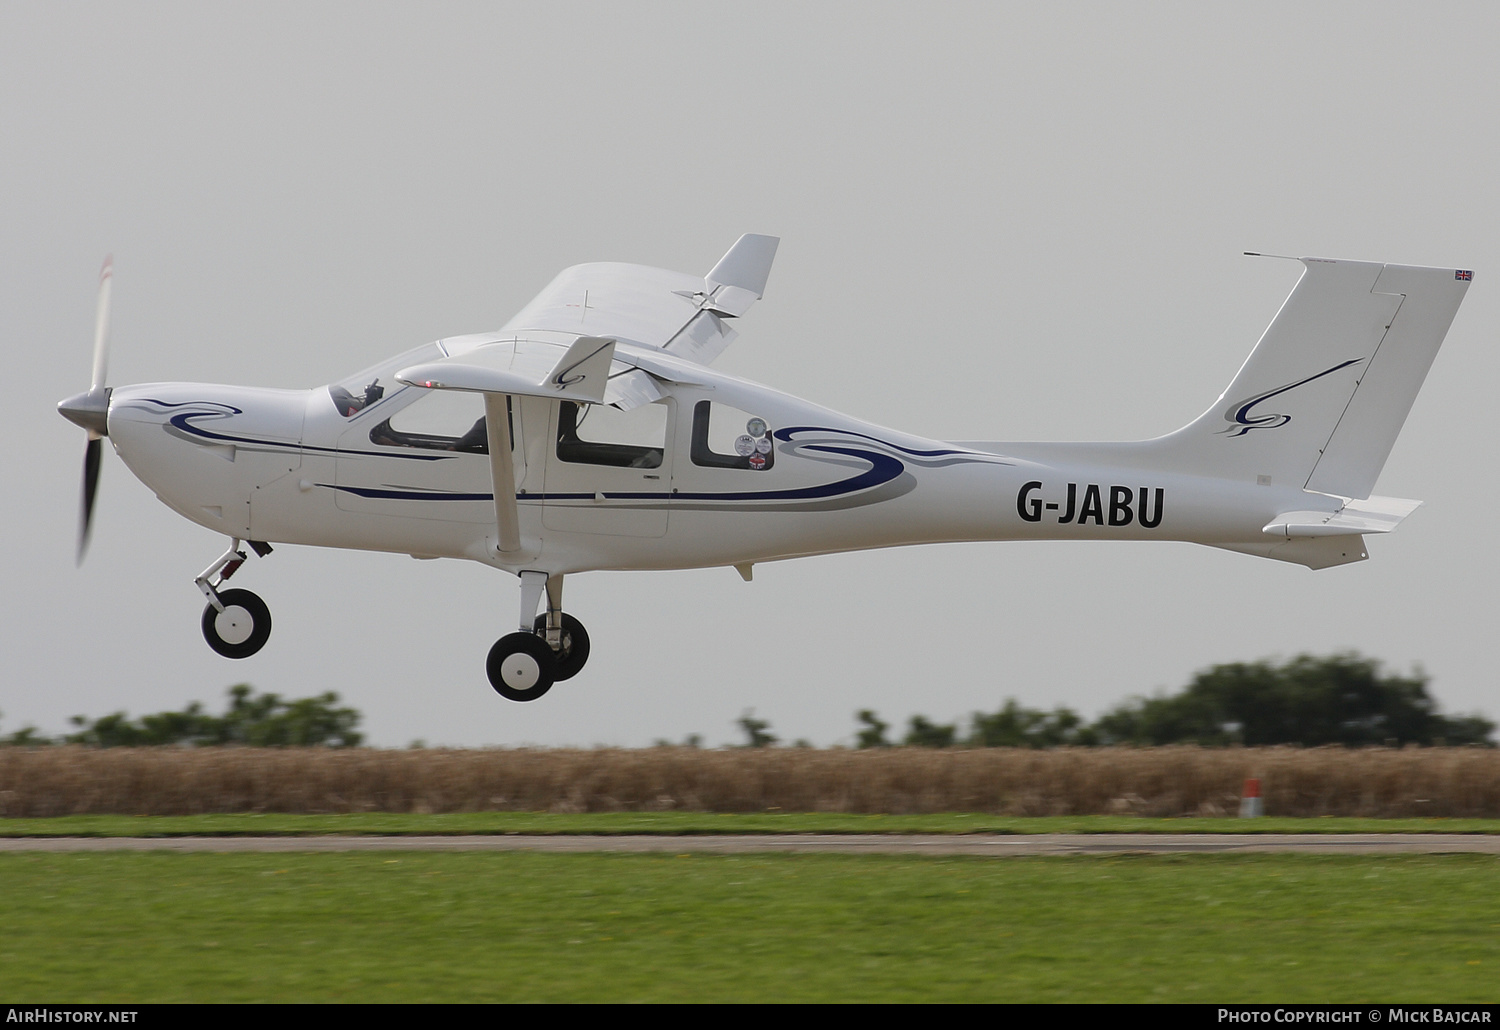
59, 239, 1471, 701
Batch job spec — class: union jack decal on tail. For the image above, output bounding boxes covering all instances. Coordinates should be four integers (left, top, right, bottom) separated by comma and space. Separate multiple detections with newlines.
1456, 270, 1473, 281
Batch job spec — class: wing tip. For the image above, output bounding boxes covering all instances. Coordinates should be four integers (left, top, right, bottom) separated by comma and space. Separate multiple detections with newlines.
708, 234, 780, 298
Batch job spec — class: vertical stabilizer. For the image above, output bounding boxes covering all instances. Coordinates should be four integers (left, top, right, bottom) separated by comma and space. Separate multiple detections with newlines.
1146, 257, 1469, 498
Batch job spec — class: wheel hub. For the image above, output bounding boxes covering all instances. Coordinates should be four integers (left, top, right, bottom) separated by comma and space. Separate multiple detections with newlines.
214, 605, 255, 645
499, 651, 542, 690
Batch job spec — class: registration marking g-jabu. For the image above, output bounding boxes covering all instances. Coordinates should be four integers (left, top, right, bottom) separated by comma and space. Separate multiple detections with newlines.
1017, 481, 1165, 528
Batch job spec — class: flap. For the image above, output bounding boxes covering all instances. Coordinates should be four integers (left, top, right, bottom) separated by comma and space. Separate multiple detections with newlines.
603, 368, 665, 410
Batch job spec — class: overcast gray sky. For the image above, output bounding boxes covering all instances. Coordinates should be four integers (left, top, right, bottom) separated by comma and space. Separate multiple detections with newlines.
4, 2, 1497, 748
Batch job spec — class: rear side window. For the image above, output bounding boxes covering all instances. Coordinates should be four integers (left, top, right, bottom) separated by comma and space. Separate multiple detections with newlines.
691, 400, 774, 471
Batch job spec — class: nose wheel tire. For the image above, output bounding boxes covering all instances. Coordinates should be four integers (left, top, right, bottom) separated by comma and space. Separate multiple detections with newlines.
532, 613, 591, 681
487, 632, 557, 702
201, 588, 272, 659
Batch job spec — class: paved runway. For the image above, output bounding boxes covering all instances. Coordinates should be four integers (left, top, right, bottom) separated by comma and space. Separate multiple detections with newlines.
2, 834, 1498, 855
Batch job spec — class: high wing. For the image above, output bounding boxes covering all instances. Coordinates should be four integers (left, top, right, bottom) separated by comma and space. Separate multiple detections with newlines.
391, 233, 776, 555
396, 232, 780, 403
395, 330, 723, 411
496, 233, 779, 365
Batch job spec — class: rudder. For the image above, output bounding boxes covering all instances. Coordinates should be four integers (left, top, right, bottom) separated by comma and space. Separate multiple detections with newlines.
1305, 262, 1469, 498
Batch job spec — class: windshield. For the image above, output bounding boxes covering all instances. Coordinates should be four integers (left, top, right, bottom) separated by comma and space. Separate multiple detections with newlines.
327, 342, 442, 418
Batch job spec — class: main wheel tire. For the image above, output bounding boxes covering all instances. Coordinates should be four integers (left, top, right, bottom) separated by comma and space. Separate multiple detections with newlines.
487, 631, 556, 702
532, 612, 591, 682
201, 588, 272, 659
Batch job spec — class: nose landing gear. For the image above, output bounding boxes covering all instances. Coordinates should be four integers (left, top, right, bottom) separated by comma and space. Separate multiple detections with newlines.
487, 571, 590, 701
195, 538, 274, 659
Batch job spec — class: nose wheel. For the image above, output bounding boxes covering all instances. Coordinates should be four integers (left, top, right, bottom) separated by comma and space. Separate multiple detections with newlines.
201, 588, 272, 659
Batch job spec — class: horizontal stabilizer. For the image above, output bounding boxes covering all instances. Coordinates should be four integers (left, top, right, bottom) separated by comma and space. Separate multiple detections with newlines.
1262, 495, 1421, 538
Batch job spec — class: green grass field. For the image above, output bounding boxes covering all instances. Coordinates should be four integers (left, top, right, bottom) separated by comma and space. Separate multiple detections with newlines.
1, 850, 1497, 1002
4, 811, 1500, 836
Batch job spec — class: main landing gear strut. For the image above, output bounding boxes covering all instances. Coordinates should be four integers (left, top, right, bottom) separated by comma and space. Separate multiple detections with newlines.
195, 538, 274, 659
487, 571, 590, 702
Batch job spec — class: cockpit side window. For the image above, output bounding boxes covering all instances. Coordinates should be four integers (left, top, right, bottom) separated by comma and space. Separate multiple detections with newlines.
690, 400, 774, 470
369, 391, 512, 454
556, 401, 665, 469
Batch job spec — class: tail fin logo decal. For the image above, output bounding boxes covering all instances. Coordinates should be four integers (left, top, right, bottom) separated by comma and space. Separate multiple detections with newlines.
1219, 358, 1363, 437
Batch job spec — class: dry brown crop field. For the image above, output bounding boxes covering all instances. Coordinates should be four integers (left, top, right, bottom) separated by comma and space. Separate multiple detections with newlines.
2, 745, 1499, 818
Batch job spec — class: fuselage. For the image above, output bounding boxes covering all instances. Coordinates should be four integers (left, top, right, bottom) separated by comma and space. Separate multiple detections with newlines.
60, 243, 1466, 697
105, 339, 1331, 578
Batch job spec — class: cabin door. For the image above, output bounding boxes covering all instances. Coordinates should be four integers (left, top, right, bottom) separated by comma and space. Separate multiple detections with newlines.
542, 399, 674, 538
334, 388, 521, 524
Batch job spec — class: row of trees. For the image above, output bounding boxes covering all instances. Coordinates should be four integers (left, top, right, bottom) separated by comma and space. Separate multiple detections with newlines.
5, 654, 1492, 750
832, 654, 1493, 749
1, 685, 362, 748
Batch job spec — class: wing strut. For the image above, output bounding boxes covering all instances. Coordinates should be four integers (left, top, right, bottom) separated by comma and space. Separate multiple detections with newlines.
484, 394, 522, 554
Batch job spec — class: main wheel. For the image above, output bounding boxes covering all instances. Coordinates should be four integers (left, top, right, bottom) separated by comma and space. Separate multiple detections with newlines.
201, 588, 272, 659
532, 612, 591, 681
487, 631, 556, 702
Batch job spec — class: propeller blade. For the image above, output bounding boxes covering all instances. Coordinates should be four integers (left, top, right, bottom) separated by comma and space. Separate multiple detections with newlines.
78, 436, 102, 565
91, 256, 112, 392
70, 257, 115, 564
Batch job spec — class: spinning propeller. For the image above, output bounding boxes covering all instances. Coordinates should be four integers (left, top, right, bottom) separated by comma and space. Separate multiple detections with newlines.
57, 257, 114, 564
